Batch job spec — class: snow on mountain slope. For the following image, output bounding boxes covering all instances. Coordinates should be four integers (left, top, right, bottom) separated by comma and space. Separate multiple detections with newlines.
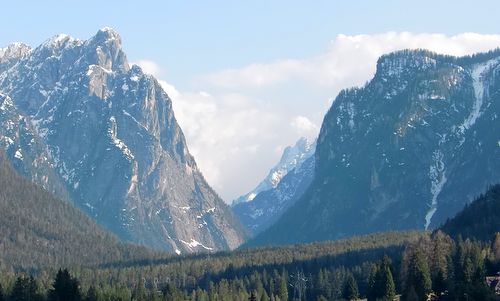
233, 137, 315, 205
233, 137, 316, 235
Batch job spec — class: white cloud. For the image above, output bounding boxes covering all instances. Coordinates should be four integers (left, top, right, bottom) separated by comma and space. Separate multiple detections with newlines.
142, 32, 500, 202
133, 59, 162, 77
202, 60, 303, 88
291, 116, 319, 136
202, 32, 500, 90
162, 83, 285, 199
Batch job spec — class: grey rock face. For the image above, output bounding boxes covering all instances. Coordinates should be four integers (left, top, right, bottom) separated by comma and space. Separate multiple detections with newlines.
0, 28, 246, 253
233, 137, 315, 205
0, 93, 67, 198
251, 49, 500, 247
0, 42, 32, 73
233, 137, 316, 235
234, 154, 315, 235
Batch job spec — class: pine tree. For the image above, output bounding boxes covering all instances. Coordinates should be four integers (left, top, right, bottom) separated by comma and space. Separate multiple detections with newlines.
163, 283, 181, 301
432, 269, 447, 296
430, 231, 452, 294
85, 286, 99, 301
0, 283, 4, 301
492, 232, 500, 263
379, 256, 396, 301
48, 269, 82, 301
29, 276, 43, 301
367, 264, 379, 301
249, 291, 257, 301
342, 273, 359, 300
278, 277, 288, 301
404, 251, 431, 301
132, 278, 147, 301
10, 276, 40, 301
368, 257, 396, 301
404, 286, 419, 301
10, 277, 27, 301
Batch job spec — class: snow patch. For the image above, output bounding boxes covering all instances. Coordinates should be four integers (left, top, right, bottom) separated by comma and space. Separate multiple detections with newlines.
14, 149, 23, 160
459, 59, 499, 133
86, 64, 113, 76
0, 95, 14, 111
425, 150, 447, 229
250, 209, 264, 219
1, 136, 14, 147
122, 110, 148, 131
108, 116, 135, 161
84, 203, 95, 211
180, 239, 213, 251
247, 192, 257, 201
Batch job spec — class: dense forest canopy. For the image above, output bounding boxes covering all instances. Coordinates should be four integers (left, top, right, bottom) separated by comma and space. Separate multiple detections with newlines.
0, 152, 161, 271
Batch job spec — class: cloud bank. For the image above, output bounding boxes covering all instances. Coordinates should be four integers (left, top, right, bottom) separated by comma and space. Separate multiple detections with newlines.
136, 32, 500, 202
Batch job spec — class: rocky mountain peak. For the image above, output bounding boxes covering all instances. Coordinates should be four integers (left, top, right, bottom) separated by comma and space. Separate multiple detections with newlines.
0, 28, 246, 253
85, 27, 129, 72
233, 137, 316, 205
0, 42, 32, 73
279, 138, 314, 168
0, 42, 31, 62
35, 34, 82, 61
376, 49, 438, 79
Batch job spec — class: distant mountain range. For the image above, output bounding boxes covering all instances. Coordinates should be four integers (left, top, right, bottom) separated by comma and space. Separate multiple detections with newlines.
249, 49, 500, 247
233, 137, 315, 205
2, 28, 499, 252
0, 28, 246, 253
233, 137, 316, 235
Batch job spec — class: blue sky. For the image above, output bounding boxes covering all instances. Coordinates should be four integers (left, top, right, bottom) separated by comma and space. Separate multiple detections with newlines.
2, 1, 499, 87
2, 1, 500, 201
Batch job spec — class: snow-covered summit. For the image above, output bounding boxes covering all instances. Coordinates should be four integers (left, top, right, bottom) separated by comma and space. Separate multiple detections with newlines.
0, 42, 32, 63
233, 137, 316, 205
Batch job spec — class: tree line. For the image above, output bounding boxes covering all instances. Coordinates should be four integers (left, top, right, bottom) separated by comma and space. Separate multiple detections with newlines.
1, 231, 499, 300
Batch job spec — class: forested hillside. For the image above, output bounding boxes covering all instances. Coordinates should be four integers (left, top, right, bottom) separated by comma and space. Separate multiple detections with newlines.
0, 152, 159, 271
439, 184, 500, 241
1, 229, 500, 300
0, 231, 426, 300
1, 185, 500, 300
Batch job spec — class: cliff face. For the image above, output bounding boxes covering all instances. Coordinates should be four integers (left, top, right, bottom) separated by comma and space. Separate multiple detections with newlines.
0, 28, 247, 253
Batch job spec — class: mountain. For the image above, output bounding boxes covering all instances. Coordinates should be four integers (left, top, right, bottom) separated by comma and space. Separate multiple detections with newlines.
0, 42, 31, 73
233, 138, 316, 235
0, 28, 246, 253
0, 151, 158, 271
439, 184, 500, 242
250, 49, 500, 247
0, 92, 68, 199
233, 137, 315, 205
